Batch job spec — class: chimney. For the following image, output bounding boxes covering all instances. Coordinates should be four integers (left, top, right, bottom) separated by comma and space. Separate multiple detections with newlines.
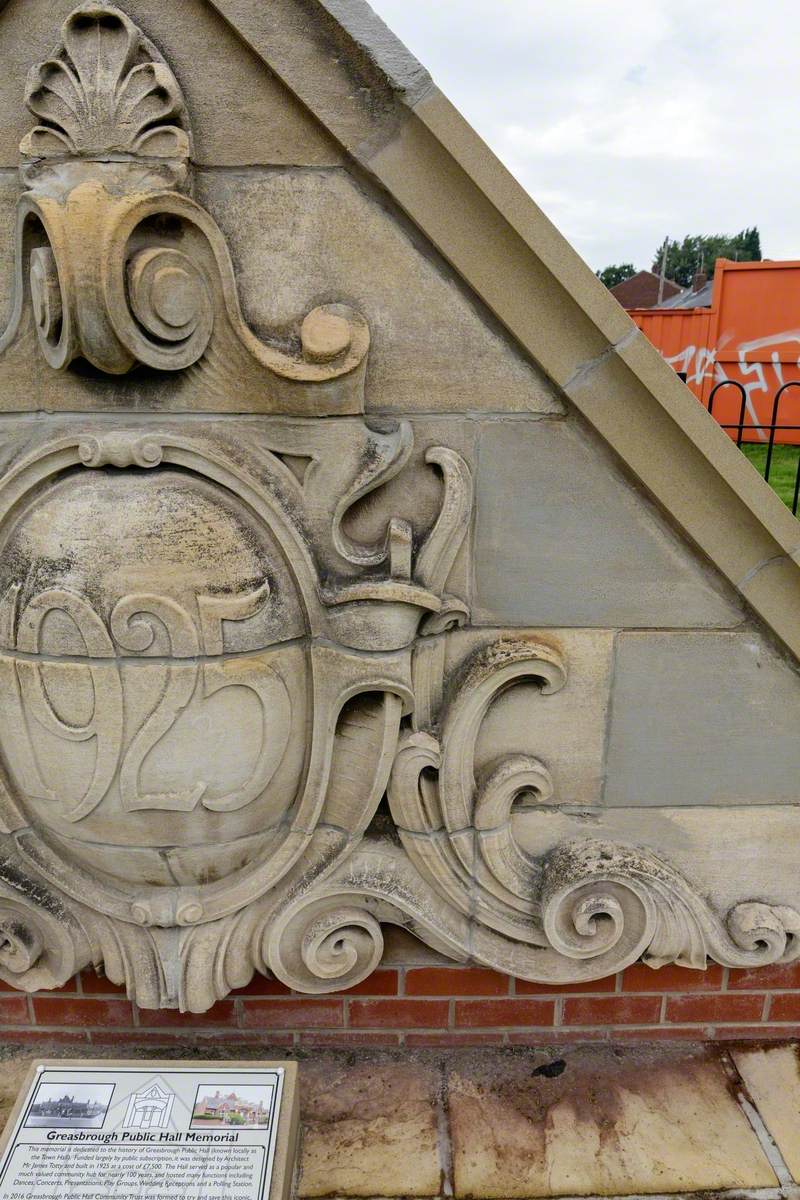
691, 270, 707, 293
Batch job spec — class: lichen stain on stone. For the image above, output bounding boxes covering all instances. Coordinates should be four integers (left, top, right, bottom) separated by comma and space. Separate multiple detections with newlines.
447, 1044, 769, 1198
298, 1053, 441, 1199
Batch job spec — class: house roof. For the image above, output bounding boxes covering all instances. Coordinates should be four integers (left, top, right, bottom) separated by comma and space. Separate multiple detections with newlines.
610, 270, 684, 309
657, 279, 715, 310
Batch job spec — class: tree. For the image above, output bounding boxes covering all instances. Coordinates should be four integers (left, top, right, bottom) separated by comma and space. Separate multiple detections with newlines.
651, 228, 761, 288
596, 263, 636, 289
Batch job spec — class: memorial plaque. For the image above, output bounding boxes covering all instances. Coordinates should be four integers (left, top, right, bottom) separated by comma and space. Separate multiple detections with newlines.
0, 1060, 299, 1200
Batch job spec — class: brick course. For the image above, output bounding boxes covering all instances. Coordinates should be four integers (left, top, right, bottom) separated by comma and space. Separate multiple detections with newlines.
4, 959, 800, 1046
664, 993, 766, 1024
454, 998, 555, 1028
562, 995, 661, 1026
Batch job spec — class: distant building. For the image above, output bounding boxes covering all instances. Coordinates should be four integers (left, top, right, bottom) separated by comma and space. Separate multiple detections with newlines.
31, 1094, 105, 1119
610, 269, 683, 309
194, 1090, 268, 1124
653, 271, 713, 310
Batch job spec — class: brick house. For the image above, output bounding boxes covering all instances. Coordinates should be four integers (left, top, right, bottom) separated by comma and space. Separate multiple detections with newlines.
194, 1090, 268, 1124
610, 269, 683, 308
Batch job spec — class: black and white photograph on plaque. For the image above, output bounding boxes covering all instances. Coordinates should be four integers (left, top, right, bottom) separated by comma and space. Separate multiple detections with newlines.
24, 1082, 114, 1128
191, 1084, 275, 1128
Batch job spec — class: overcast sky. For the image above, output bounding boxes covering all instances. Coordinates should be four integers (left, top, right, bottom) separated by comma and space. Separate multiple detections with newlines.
368, 0, 800, 274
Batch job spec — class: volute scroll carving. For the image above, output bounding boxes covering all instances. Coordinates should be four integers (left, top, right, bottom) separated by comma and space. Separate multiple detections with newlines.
0, 860, 90, 994
390, 639, 567, 944
0, 4, 797, 1012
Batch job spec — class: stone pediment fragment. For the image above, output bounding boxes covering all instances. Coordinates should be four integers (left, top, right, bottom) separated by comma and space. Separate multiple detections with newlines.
0, 1, 798, 1012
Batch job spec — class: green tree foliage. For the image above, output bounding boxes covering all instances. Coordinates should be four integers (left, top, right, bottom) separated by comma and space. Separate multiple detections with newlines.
596, 263, 636, 288
652, 228, 761, 287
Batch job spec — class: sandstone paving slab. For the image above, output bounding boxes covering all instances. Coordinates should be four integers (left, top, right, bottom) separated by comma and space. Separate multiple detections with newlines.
0, 1057, 31, 1135
447, 1045, 777, 1197
297, 1052, 442, 1197
733, 1044, 800, 1182
1, 1042, 789, 1200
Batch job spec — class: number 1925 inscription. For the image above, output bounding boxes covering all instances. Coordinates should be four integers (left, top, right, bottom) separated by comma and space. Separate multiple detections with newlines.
0, 582, 292, 821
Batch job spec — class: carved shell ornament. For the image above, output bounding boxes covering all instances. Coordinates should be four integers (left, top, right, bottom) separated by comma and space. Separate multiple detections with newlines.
0, 5, 797, 1011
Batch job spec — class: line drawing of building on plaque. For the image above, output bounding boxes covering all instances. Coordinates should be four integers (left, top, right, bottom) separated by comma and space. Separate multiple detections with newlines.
123, 1082, 175, 1130
191, 1085, 274, 1128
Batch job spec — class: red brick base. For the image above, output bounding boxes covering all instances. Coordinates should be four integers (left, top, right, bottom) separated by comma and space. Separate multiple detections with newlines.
3, 937, 800, 1047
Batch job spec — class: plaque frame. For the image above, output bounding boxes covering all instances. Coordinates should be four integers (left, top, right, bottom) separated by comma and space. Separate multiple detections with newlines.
0, 1058, 300, 1200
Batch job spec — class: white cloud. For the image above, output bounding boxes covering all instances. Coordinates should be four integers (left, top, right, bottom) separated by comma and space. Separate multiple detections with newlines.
502, 89, 717, 161
368, 0, 800, 271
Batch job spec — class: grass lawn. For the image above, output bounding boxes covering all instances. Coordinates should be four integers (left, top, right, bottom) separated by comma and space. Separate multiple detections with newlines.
741, 443, 800, 511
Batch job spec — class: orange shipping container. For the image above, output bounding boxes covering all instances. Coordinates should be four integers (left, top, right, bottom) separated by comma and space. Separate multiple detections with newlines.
629, 259, 800, 444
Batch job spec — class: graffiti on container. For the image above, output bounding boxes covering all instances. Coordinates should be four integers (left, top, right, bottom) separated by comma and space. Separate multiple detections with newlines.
663, 329, 800, 440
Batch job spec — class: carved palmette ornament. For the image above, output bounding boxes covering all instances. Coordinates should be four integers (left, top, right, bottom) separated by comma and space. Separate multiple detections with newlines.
0, 6, 798, 1011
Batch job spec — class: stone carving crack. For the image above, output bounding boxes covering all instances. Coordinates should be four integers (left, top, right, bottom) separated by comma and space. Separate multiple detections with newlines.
562, 326, 639, 395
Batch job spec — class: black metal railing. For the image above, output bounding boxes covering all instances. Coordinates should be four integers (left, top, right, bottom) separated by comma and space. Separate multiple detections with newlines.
704, 379, 800, 516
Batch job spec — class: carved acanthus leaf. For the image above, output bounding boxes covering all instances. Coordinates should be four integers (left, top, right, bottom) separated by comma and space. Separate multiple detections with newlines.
390, 638, 566, 943
258, 839, 800, 995
4, 821, 800, 1008
540, 840, 800, 976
